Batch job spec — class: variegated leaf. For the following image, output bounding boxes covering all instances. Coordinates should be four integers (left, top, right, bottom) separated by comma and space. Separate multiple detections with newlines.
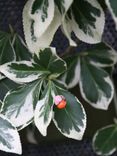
86, 43, 117, 67
34, 82, 54, 136
55, 0, 76, 46
0, 61, 50, 84
64, 0, 105, 44
61, 56, 80, 88
33, 48, 67, 77
1, 80, 43, 130
93, 124, 117, 156
0, 78, 18, 101
23, 0, 61, 52
0, 31, 15, 65
13, 34, 31, 61
79, 58, 114, 110
0, 114, 22, 154
106, 0, 117, 30
53, 83, 86, 140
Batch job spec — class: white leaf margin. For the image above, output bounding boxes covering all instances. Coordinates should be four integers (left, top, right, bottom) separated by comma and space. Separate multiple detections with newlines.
79, 70, 114, 110
61, 58, 80, 89
53, 97, 87, 140
0, 114, 22, 155
0, 61, 41, 84
29, 0, 55, 38
92, 124, 117, 156
89, 45, 117, 68
23, 0, 61, 53
106, 0, 117, 30
71, 0, 105, 44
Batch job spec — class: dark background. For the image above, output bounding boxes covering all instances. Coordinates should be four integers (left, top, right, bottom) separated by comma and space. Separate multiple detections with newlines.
0, 0, 117, 156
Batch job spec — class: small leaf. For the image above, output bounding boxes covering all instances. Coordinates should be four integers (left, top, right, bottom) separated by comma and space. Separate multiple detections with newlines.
0, 31, 15, 65
61, 56, 80, 88
53, 83, 86, 140
1, 80, 43, 129
93, 124, 117, 156
86, 43, 117, 67
56, 0, 76, 46
79, 58, 114, 110
33, 48, 67, 77
0, 61, 50, 84
0, 78, 18, 101
23, 0, 61, 52
64, 0, 105, 44
13, 34, 31, 61
106, 0, 117, 30
0, 114, 22, 154
34, 82, 54, 136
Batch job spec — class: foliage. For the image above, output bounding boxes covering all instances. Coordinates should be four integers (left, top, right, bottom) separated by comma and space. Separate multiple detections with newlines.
0, 0, 117, 155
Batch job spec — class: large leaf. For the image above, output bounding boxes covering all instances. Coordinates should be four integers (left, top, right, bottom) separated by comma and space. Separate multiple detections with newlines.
13, 34, 31, 61
23, 0, 61, 52
52, 83, 86, 140
93, 124, 117, 156
33, 48, 67, 78
61, 56, 80, 88
0, 61, 50, 84
106, 0, 117, 30
31, 0, 55, 38
0, 31, 15, 65
0, 114, 22, 154
34, 82, 54, 136
79, 58, 114, 110
1, 80, 43, 130
86, 43, 117, 67
64, 0, 105, 44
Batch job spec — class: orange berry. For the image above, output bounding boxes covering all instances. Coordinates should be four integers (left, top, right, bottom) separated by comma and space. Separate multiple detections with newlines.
57, 100, 66, 109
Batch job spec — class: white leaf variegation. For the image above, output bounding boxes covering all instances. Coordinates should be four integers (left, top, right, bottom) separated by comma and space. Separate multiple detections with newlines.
30, 0, 55, 38
0, 61, 49, 84
63, 0, 105, 44
55, 0, 76, 46
93, 124, 117, 156
53, 85, 86, 140
23, 0, 61, 52
34, 83, 54, 136
1, 80, 42, 129
61, 57, 80, 89
0, 114, 22, 154
106, 0, 117, 30
87, 43, 117, 67
79, 58, 114, 110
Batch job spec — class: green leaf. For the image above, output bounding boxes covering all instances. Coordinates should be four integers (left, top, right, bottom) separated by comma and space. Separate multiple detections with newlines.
106, 0, 117, 30
93, 124, 117, 156
13, 34, 31, 61
1, 80, 43, 130
0, 31, 15, 65
0, 114, 22, 154
34, 82, 54, 136
79, 58, 114, 110
64, 0, 105, 44
23, 0, 61, 52
61, 56, 80, 88
0, 61, 50, 84
33, 48, 67, 78
86, 43, 117, 67
0, 78, 18, 101
52, 83, 86, 140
